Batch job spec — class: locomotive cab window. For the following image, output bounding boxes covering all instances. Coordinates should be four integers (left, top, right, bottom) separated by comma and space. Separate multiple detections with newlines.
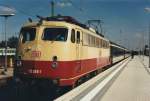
71, 29, 75, 43
77, 31, 80, 44
20, 28, 36, 43
42, 28, 68, 42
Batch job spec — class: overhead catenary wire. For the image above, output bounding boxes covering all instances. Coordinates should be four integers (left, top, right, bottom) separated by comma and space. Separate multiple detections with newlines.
0, 1, 105, 35
66, 0, 105, 35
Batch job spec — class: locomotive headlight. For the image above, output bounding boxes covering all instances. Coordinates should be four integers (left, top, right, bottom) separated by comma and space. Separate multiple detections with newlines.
51, 56, 58, 69
16, 55, 22, 67
16, 60, 22, 67
51, 62, 58, 69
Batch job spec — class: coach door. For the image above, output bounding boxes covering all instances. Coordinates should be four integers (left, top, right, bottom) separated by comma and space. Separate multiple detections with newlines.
76, 30, 82, 72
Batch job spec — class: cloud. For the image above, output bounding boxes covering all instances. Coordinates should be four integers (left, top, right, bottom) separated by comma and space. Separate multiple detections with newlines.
144, 7, 150, 12
57, 1, 72, 8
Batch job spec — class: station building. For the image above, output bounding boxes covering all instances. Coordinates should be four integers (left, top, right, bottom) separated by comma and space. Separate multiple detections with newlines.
0, 48, 16, 68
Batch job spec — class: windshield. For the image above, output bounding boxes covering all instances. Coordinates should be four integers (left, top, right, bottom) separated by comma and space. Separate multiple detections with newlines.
42, 28, 68, 41
20, 28, 36, 43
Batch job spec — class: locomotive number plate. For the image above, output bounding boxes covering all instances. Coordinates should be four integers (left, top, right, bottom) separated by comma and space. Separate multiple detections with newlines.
31, 51, 41, 57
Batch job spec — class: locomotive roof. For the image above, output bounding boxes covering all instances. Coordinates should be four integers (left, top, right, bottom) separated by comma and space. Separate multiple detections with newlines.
44, 16, 88, 29
23, 15, 104, 37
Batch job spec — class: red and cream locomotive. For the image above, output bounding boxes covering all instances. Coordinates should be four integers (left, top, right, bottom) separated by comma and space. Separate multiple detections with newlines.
14, 16, 128, 88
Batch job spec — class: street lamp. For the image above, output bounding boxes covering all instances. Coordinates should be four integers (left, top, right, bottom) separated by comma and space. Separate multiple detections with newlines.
0, 13, 15, 74
144, 7, 150, 68
148, 23, 150, 68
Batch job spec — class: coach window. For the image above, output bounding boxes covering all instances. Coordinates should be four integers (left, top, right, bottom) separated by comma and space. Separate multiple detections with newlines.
77, 31, 80, 44
71, 29, 75, 43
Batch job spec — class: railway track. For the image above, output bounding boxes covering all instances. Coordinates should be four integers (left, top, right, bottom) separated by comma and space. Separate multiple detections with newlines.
0, 76, 12, 87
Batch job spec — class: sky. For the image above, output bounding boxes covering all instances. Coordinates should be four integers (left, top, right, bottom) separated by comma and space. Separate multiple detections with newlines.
0, 0, 150, 50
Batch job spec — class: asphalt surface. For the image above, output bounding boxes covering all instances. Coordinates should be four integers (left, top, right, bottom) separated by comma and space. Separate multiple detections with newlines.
0, 67, 66, 101
0, 78, 63, 101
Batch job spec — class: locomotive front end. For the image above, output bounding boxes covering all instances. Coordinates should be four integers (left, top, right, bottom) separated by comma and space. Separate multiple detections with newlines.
14, 21, 73, 86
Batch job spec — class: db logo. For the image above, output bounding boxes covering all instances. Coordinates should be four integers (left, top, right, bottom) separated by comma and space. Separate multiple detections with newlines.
32, 51, 41, 57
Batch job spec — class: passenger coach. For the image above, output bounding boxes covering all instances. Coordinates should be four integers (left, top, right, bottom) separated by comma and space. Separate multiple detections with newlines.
110, 42, 130, 64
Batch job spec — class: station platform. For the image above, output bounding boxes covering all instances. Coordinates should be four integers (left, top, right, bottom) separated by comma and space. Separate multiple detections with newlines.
100, 56, 150, 101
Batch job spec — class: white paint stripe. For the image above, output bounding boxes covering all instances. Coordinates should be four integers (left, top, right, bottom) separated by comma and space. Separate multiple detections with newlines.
80, 59, 129, 101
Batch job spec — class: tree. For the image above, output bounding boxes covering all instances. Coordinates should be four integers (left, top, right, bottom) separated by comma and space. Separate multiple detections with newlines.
0, 41, 5, 48
7, 36, 18, 48
0, 36, 18, 48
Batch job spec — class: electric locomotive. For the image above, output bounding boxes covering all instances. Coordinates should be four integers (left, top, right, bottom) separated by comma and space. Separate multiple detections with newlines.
14, 16, 111, 87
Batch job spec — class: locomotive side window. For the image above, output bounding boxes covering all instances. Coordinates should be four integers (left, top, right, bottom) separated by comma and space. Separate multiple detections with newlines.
104, 41, 107, 48
94, 37, 98, 47
83, 33, 89, 46
89, 35, 92, 46
20, 28, 36, 43
71, 29, 75, 43
42, 28, 68, 42
91, 36, 94, 46
107, 42, 109, 48
103, 41, 106, 48
96, 38, 98, 48
77, 31, 80, 44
